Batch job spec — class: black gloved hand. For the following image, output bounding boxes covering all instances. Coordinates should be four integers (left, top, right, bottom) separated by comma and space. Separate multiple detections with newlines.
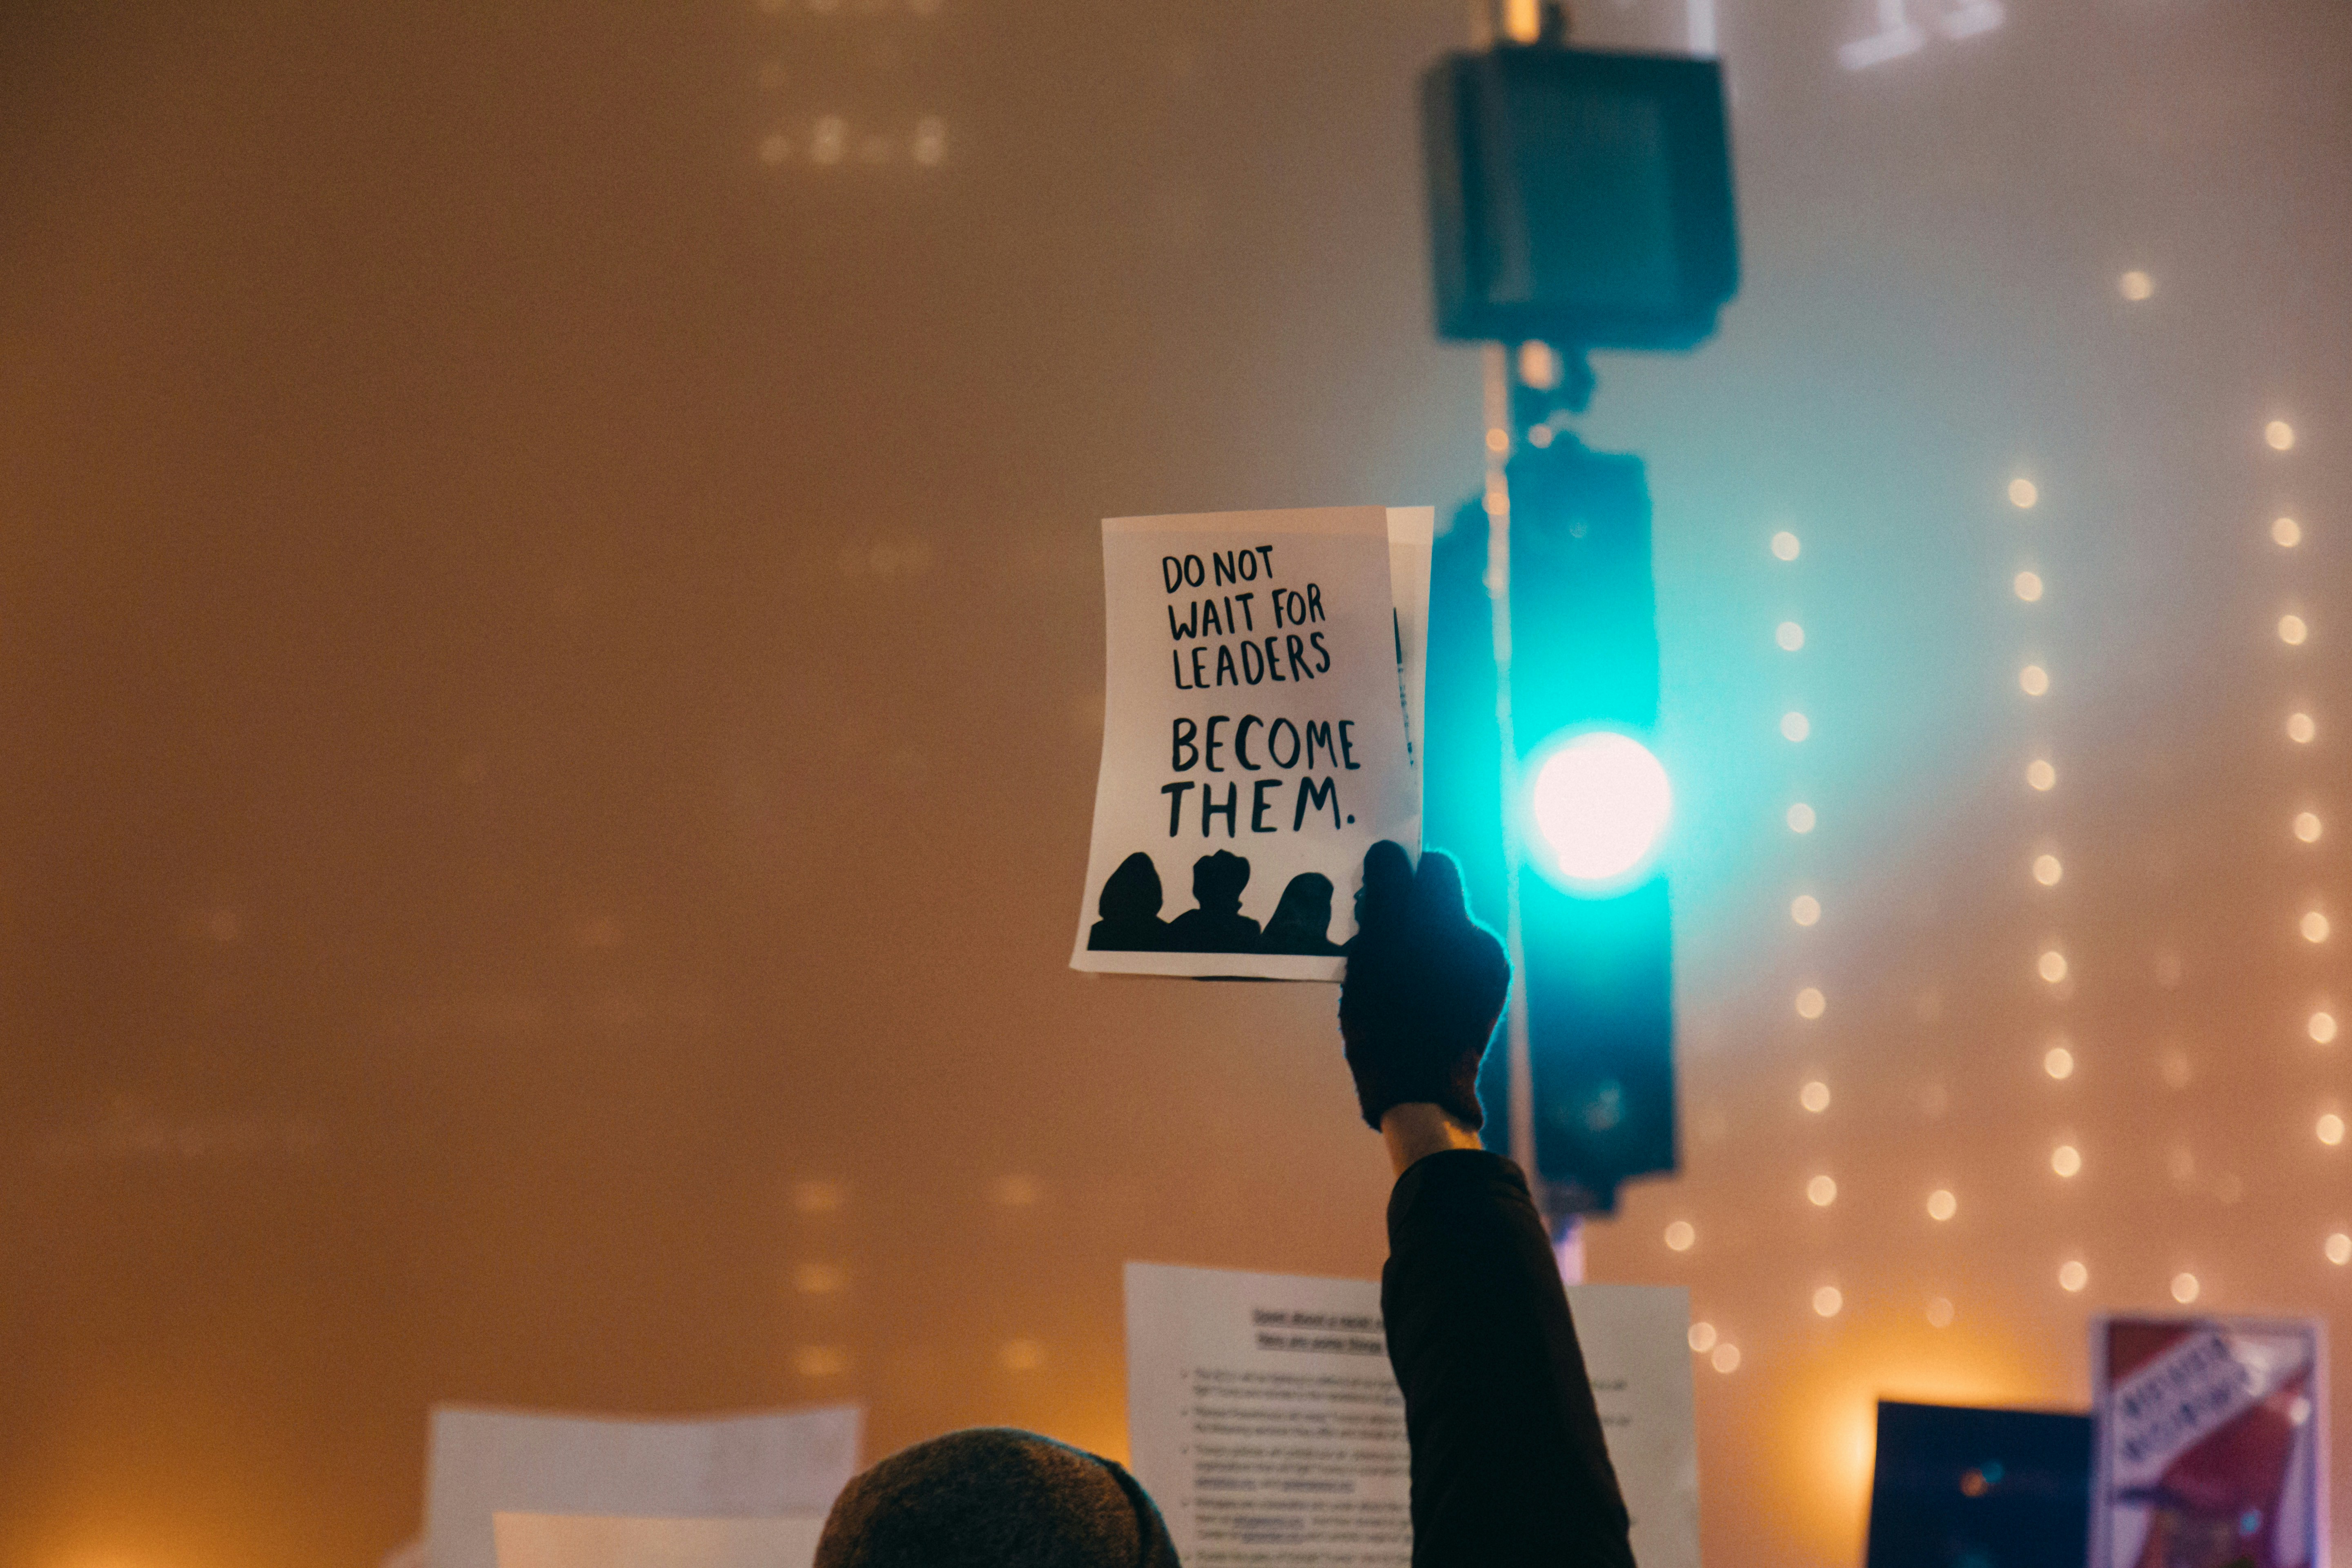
1338, 840, 1510, 1132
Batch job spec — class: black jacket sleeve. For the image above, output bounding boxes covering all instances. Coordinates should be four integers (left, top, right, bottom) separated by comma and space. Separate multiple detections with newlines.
1381, 1149, 1637, 1568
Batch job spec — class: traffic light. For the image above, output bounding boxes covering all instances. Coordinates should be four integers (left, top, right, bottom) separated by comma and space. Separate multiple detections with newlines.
1424, 431, 1676, 1216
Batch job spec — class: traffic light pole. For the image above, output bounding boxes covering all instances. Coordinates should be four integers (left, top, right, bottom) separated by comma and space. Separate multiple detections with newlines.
1466, 0, 1585, 1280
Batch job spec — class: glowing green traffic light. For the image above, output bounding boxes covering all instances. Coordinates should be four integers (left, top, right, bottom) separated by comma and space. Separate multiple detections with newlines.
1526, 730, 1671, 893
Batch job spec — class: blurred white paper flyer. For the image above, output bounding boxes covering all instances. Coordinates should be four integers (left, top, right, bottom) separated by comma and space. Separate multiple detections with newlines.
425, 1405, 860, 1568
1072, 507, 1430, 981
492, 1513, 826, 1568
1123, 1262, 1697, 1568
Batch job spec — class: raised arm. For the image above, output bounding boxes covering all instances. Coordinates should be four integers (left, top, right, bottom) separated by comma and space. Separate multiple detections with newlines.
1340, 842, 1636, 1568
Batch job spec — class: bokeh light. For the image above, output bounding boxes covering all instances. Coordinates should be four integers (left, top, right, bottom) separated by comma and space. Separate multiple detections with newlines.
2008, 478, 2039, 508
1801, 1080, 1831, 1113
1776, 620, 1806, 651
1781, 710, 1811, 742
2279, 613, 2309, 646
2050, 1145, 2082, 1178
2013, 570, 2043, 601
1791, 894, 1821, 927
2265, 420, 2296, 451
1926, 1189, 1956, 1221
1771, 530, 1800, 561
2058, 1261, 2088, 1292
1808, 1175, 1838, 1207
2287, 711, 2316, 744
2273, 516, 2303, 548
2032, 853, 2062, 886
2172, 1272, 2201, 1304
1664, 1221, 1695, 1252
2118, 270, 2153, 301
1812, 1285, 1843, 1317
1796, 987, 1826, 1020
2044, 1045, 2074, 1079
2019, 664, 2049, 696
1787, 802, 1817, 833
2026, 758, 2057, 791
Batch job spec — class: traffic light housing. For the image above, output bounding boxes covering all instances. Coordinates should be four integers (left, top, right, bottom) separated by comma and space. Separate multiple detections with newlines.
1424, 432, 1677, 1215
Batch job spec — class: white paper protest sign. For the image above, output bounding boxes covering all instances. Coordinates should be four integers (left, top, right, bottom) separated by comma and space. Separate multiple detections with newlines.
1073, 508, 1430, 982
1123, 1261, 1696, 1568
492, 1513, 826, 1568
425, 1405, 861, 1568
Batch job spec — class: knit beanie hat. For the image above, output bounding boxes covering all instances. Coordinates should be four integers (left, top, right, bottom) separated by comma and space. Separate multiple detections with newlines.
814, 1427, 1181, 1568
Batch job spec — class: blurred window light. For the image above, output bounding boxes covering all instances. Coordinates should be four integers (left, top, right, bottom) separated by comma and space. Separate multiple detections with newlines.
2059, 1260, 2089, 1292
1812, 1285, 1843, 1317
2303, 912, 2330, 944
1926, 1189, 1956, 1221
2171, 1272, 2200, 1304
1800, 1080, 1831, 1113
2027, 758, 2057, 791
2279, 613, 2309, 646
1787, 801, 1817, 833
2045, 1045, 2074, 1080
791, 1179, 848, 1214
2032, 853, 2062, 886
793, 1345, 849, 1376
793, 1261, 848, 1294
1664, 1220, 1695, 1251
1926, 1296, 1955, 1327
1807, 1174, 1838, 1206
1687, 1320, 1717, 1351
1781, 710, 1811, 742
2312, 1011, 2340, 1045
912, 116, 948, 167
2008, 477, 2039, 509
2266, 420, 2296, 452
1776, 620, 1806, 651
2038, 949, 2068, 983
1771, 530, 1801, 561
2274, 516, 2303, 548
2294, 811, 2323, 844
1796, 987, 1826, 1020
2320, 1114, 2346, 1147
2287, 712, 2316, 744
810, 116, 847, 164
1517, 339, 1562, 390
1791, 894, 1821, 927
2019, 664, 2049, 696
2051, 1144, 2082, 1178
2119, 270, 2154, 301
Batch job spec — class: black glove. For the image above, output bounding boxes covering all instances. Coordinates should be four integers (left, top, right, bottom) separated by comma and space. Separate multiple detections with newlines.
1338, 841, 1510, 1132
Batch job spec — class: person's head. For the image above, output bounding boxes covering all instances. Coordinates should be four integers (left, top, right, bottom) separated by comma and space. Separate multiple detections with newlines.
1189, 849, 1250, 913
1098, 852, 1163, 922
815, 1428, 1177, 1568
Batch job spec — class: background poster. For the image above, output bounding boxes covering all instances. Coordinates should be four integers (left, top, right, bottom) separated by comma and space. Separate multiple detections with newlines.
2090, 1316, 2327, 1568
1073, 507, 1429, 982
1123, 1261, 1697, 1568
423, 1405, 860, 1568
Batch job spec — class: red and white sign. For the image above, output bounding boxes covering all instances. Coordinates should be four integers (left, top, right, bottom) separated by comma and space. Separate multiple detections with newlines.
2091, 1316, 2326, 1568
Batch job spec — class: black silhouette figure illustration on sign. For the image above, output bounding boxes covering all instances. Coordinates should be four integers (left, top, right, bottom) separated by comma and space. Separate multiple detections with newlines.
1167, 850, 1261, 953
1085, 853, 1352, 955
1086, 851, 1172, 952
1256, 872, 1345, 955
